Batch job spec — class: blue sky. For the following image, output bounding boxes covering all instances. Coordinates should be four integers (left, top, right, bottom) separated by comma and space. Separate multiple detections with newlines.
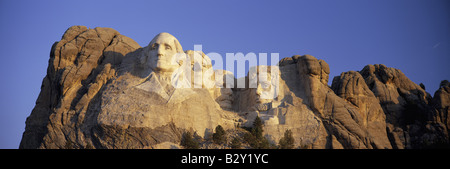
0, 0, 449, 148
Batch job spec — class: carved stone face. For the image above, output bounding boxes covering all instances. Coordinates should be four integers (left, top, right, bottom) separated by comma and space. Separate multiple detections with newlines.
251, 74, 275, 111
212, 70, 234, 110
247, 66, 279, 111
255, 77, 275, 104
146, 33, 183, 73
215, 87, 233, 110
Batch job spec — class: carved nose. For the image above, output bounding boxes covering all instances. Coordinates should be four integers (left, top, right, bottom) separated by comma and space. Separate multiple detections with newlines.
157, 47, 164, 56
157, 50, 164, 57
256, 84, 263, 95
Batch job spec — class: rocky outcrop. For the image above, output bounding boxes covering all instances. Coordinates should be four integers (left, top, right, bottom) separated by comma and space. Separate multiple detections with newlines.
293, 56, 391, 148
432, 81, 450, 133
20, 26, 449, 149
20, 26, 140, 148
331, 71, 392, 148
360, 64, 448, 148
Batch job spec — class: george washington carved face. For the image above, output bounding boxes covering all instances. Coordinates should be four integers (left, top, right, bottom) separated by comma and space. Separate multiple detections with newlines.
143, 32, 184, 73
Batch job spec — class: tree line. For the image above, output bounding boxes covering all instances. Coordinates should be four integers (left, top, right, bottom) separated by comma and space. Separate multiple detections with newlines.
181, 116, 297, 149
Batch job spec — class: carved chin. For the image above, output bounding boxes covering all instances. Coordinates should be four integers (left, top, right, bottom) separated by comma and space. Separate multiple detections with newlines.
255, 103, 271, 111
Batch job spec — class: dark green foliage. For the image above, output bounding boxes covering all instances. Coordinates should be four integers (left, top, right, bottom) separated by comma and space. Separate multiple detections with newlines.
243, 132, 257, 148
230, 137, 241, 149
440, 80, 449, 88
212, 125, 226, 145
419, 83, 425, 90
279, 129, 295, 149
181, 131, 200, 149
241, 116, 274, 149
252, 116, 264, 140
259, 137, 271, 149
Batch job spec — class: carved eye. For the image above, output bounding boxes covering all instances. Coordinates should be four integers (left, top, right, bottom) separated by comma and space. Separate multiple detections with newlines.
165, 44, 172, 50
260, 81, 271, 89
150, 44, 157, 50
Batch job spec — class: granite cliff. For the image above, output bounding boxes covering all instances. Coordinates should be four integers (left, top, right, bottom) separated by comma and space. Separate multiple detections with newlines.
20, 26, 449, 149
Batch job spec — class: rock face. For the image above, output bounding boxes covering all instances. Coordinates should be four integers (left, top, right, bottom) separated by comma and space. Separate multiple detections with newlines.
331, 71, 391, 148
20, 26, 449, 149
360, 64, 448, 148
432, 81, 450, 134
20, 26, 141, 149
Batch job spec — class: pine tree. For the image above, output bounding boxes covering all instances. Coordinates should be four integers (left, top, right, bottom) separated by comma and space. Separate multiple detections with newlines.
212, 125, 226, 145
181, 131, 200, 149
252, 116, 263, 140
419, 83, 426, 90
279, 129, 295, 149
440, 80, 449, 88
244, 116, 271, 149
243, 132, 257, 148
259, 137, 270, 149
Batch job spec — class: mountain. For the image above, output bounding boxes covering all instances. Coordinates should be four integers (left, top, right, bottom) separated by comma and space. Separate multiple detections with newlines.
19, 26, 449, 149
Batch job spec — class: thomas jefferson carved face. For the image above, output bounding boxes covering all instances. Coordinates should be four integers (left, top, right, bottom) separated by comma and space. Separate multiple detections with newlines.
145, 33, 184, 72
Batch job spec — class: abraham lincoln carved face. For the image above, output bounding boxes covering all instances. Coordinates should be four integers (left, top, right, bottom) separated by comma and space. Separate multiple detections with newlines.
247, 66, 280, 111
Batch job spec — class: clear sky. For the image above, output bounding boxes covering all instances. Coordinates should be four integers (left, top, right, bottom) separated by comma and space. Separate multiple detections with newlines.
0, 0, 449, 148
